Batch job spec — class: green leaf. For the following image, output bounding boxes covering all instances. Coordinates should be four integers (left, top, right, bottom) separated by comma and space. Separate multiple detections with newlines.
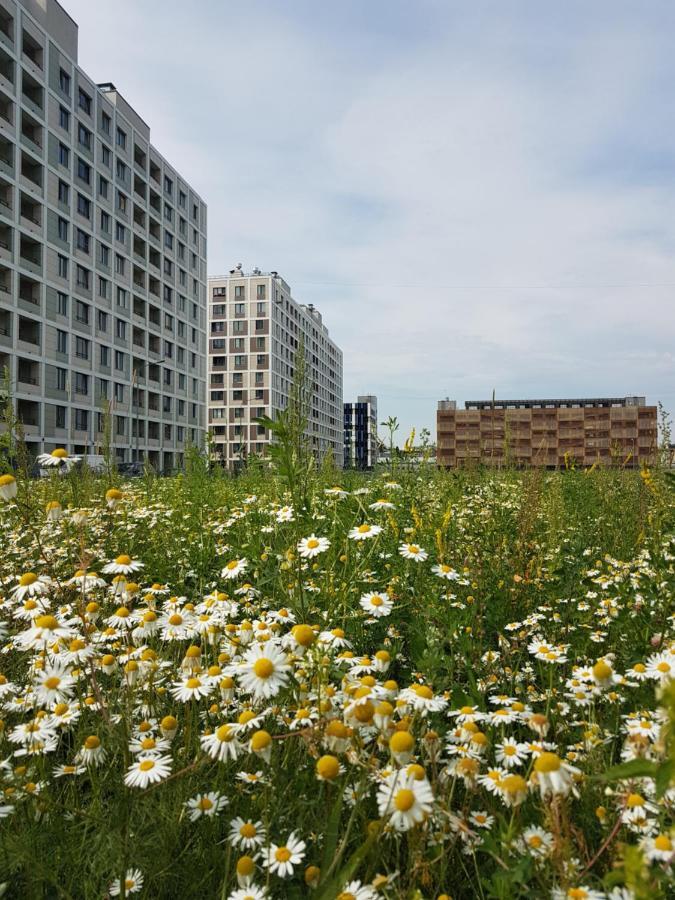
655, 758, 675, 798
599, 758, 658, 782
321, 790, 344, 873
315, 830, 377, 900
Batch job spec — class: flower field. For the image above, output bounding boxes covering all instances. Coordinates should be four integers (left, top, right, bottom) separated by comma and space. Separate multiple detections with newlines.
0, 459, 673, 899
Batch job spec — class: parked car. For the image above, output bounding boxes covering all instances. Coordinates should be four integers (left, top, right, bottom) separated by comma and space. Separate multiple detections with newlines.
118, 461, 145, 477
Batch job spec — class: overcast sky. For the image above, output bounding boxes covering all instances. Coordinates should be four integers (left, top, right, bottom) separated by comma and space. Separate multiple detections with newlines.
63, 0, 675, 439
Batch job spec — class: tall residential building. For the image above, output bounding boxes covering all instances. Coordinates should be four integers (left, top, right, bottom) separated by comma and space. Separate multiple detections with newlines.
437, 396, 658, 468
0, 0, 207, 470
344, 395, 378, 469
208, 266, 343, 468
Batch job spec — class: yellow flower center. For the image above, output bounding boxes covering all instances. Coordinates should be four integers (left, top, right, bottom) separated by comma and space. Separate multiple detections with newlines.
370, 596, 384, 607
250, 730, 271, 751
654, 834, 672, 852
141, 738, 156, 750
44, 677, 61, 690
657, 661, 671, 673
51, 448, 69, 458
534, 752, 561, 774
35, 615, 58, 630
394, 789, 415, 812
275, 847, 291, 863
626, 793, 645, 808
168, 614, 183, 626
501, 774, 526, 794
84, 736, 100, 750
198, 796, 214, 810
390, 731, 414, 753
316, 755, 340, 780
408, 545, 420, 554
216, 725, 233, 742
139, 760, 155, 772
0, 474, 15, 486
358, 524, 371, 533
186, 678, 201, 689
114, 555, 132, 566
592, 660, 612, 680
253, 658, 274, 678
19, 573, 38, 587
306, 539, 319, 549
413, 685, 433, 699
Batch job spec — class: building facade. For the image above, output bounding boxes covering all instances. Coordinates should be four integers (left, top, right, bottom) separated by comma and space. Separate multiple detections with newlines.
344, 395, 377, 469
437, 396, 658, 468
0, 0, 207, 470
208, 266, 343, 467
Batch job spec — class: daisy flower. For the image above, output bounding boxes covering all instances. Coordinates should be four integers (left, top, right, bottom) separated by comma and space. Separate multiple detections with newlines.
359, 591, 393, 617
0, 473, 18, 501
222, 558, 248, 580
377, 769, 434, 831
37, 448, 80, 468
124, 754, 172, 788
201, 725, 243, 762
399, 684, 447, 715
398, 543, 428, 562
348, 523, 382, 541
170, 674, 214, 703
102, 555, 144, 575
34, 665, 77, 707
337, 881, 378, 900
518, 825, 554, 858
641, 833, 674, 864
432, 563, 460, 580
227, 888, 268, 900
275, 505, 294, 522
264, 832, 306, 878
297, 535, 330, 558
531, 752, 580, 799
11, 573, 53, 603
185, 792, 228, 821
645, 651, 675, 682
495, 739, 529, 768
109, 869, 144, 896
228, 817, 266, 851
369, 498, 394, 510
238, 643, 291, 701
17, 614, 74, 649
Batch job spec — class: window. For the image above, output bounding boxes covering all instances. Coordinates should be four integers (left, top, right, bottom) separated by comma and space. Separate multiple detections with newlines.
233, 337, 244, 349
234, 303, 245, 316
98, 175, 108, 199
234, 355, 246, 367
114, 383, 124, 403
76, 229, 89, 253
116, 160, 127, 180
77, 158, 90, 184
234, 286, 244, 298
55, 406, 66, 429
74, 372, 88, 394
77, 194, 91, 218
75, 265, 90, 290
100, 211, 111, 232
117, 192, 127, 214
213, 286, 226, 298
164, 232, 173, 249
78, 88, 91, 115
77, 123, 91, 149
256, 284, 266, 299
116, 127, 127, 149
57, 217, 68, 242
115, 318, 126, 340
213, 304, 226, 317
162, 396, 171, 413
256, 302, 266, 315
75, 299, 89, 323
59, 106, 70, 130
58, 143, 69, 166
116, 287, 128, 309
58, 180, 69, 205
179, 190, 186, 208
255, 319, 264, 331
97, 378, 109, 398
97, 310, 108, 331
101, 144, 111, 167
56, 330, 68, 354
74, 409, 88, 431
164, 203, 173, 223
99, 244, 110, 267
101, 112, 111, 135
98, 277, 109, 299
59, 69, 70, 96
115, 222, 125, 242
233, 320, 245, 334
75, 336, 89, 359
114, 350, 125, 370
57, 292, 68, 316
99, 345, 110, 367
57, 255, 68, 278
115, 254, 125, 276
164, 175, 173, 195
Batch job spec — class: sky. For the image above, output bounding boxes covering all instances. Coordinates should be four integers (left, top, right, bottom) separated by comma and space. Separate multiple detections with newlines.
62, 0, 675, 440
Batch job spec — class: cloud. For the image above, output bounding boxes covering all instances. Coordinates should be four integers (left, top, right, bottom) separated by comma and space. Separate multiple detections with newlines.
63, 0, 675, 438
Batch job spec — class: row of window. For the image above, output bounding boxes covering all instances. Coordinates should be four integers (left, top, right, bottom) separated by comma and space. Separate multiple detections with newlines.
212, 285, 267, 299
211, 302, 267, 317
50, 404, 196, 441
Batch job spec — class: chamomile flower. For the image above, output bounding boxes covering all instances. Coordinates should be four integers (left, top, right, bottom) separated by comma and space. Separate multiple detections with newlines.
102, 555, 144, 575
124, 754, 172, 788
348, 523, 382, 541
337, 881, 379, 900
531, 752, 580, 799
37, 448, 80, 468
185, 792, 228, 821
222, 558, 248, 580
109, 869, 144, 896
377, 769, 434, 831
201, 725, 243, 762
11, 573, 52, 603
432, 563, 460, 580
359, 592, 393, 617
170, 674, 214, 703
264, 833, 306, 878
0, 473, 17, 501
237, 642, 291, 701
398, 543, 428, 562
228, 817, 266, 850
297, 535, 330, 558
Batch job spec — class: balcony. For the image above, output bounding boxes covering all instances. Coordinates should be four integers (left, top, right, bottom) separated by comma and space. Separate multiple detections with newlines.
17, 397, 40, 430
132, 327, 145, 349
0, 91, 13, 130
19, 233, 42, 274
19, 274, 40, 308
0, 8, 14, 50
133, 296, 146, 320
149, 160, 161, 186
17, 315, 40, 348
19, 191, 41, 233
0, 220, 11, 260
20, 152, 42, 192
0, 306, 10, 342
133, 204, 146, 231
21, 30, 43, 72
21, 70, 43, 117
17, 357, 40, 387
0, 45, 13, 89
20, 110, 43, 156
0, 134, 13, 176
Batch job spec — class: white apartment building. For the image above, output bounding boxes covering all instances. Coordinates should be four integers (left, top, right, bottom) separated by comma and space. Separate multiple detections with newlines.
344, 394, 378, 469
0, 0, 208, 471
208, 266, 343, 468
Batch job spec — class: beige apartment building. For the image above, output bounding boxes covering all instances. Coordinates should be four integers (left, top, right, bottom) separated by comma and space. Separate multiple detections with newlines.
208, 266, 343, 468
0, 0, 208, 470
437, 396, 658, 468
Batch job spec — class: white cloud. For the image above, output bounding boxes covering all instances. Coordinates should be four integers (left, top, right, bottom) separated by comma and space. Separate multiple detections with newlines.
63, 0, 675, 438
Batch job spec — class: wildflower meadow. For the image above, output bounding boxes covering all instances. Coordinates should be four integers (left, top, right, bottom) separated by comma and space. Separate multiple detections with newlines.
0, 451, 673, 899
